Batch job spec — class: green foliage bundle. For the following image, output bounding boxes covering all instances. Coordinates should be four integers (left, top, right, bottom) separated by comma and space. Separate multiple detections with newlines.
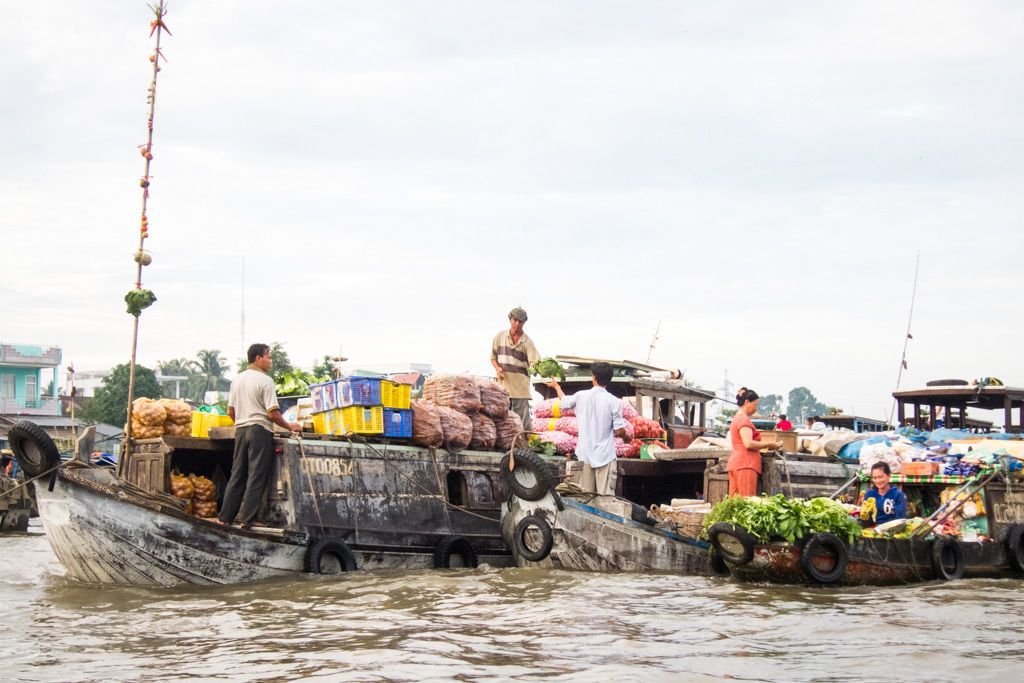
530, 358, 566, 382
702, 494, 861, 544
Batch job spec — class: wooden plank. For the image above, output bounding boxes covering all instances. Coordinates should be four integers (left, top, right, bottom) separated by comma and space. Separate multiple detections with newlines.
163, 435, 232, 452
652, 448, 730, 462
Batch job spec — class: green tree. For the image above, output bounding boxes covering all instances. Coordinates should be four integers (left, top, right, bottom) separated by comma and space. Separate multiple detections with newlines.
787, 386, 829, 423
715, 407, 738, 432
79, 364, 162, 427
758, 393, 783, 417
311, 355, 336, 381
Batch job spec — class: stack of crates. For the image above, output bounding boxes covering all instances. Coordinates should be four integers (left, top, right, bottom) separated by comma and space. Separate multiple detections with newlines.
310, 377, 412, 438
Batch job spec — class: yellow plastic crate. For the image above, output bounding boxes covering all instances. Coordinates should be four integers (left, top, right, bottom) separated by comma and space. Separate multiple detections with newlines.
312, 409, 343, 435
381, 380, 411, 409
190, 412, 234, 438
341, 405, 384, 434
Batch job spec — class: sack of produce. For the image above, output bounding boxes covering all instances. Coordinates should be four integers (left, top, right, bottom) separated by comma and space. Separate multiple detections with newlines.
630, 416, 663, 439
532, 398, 575, 419
189, 474, 217, 503
476, 378, 510, 418
620, 398, 639, 421
129, 397, 166, 439
536, 416, 579, 436
423, 375, 483, 414
193, 501, 218, 518
469, 412, 497, 450
159, 398, 192, 427
411, 399, 444, 448
534, 430, 576, 455
437, 406, 473, 451
169, 471, 194, 500
494, 410, 525, 451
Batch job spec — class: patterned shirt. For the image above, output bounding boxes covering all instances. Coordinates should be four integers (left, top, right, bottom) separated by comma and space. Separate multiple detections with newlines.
490, 330, 540, 399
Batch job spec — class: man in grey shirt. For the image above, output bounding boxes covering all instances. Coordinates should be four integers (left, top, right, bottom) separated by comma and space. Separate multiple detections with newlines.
218, 343, 301, 527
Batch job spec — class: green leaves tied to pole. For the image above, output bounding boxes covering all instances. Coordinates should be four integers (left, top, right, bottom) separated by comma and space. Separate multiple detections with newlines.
125, 288, 157, 316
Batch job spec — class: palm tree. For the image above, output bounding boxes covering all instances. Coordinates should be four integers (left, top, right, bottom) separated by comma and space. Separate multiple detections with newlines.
156, 357, 199, 400
194, 349, 230, 399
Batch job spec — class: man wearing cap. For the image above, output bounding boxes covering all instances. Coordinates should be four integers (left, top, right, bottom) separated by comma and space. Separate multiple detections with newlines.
491, 307, 541, 432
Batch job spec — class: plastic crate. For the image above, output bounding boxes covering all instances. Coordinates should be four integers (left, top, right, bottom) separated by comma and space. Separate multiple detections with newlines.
322, 381, 339, 410
339, 377, 382, 407
312, 409, 343, 435
383, 408, 413, 438
381, 380, 412, 409
309, 383, 327, 413
341, 405, 384, 434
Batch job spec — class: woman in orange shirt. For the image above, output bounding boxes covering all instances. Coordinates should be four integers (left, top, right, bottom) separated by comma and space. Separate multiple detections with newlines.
728, 389, 782, 496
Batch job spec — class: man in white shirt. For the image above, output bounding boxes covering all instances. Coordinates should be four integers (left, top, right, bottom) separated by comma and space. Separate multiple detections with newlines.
218, 343, 301, 527
547, 362, 631, 496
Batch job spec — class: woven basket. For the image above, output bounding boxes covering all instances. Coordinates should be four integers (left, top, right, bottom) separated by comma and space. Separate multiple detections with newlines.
650, 507, 707, 538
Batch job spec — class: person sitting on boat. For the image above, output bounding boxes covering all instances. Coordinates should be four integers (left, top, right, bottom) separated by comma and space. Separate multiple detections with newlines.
491, 306, 541, 433
861, 462, 907, 526
776, 414, 793, 431
728, 389, 783, 497
547, 362, 630, 496
217, 343, 302, 528
810, 416, 827, 431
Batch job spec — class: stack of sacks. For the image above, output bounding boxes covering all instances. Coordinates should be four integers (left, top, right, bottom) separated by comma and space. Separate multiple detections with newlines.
476, 379, 509, 419
420, 375, 518, 452
190, 474, 218, 518
170, 471, 195, 514
421, 375, 482, 413
533, 397, 645, 458
160, 398, 192, 436
494, 411, 524, 451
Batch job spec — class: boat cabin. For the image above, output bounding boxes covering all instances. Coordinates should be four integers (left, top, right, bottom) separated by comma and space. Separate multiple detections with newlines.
893, 383, 1024, 434
819, 414, 892, 433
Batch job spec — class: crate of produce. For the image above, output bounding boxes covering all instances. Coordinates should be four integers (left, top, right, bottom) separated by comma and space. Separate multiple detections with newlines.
312, 409, 343, 436
383, 408, 413, 438
381, 380, 412, 409
191, 412, 234, 438
341, 405, 384, 434
322, 380, 339, 410
338, 377, 382, 407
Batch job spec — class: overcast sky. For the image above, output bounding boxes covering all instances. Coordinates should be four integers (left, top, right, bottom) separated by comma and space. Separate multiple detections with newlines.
2, 1, 1022, 421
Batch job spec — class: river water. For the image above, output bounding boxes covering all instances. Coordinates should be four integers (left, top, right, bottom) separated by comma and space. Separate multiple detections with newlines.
3, 520, 1022, 682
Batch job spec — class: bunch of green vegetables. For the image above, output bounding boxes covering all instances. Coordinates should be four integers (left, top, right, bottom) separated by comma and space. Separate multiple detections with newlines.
530, 358, 566, 382
702, 494, 861, 544
275, 369, 327, 397
528, 435, 558, 458
124, 288, 157, 316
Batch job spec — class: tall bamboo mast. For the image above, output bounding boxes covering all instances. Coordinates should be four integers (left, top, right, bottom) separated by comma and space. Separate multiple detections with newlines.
123, 2, 172, 466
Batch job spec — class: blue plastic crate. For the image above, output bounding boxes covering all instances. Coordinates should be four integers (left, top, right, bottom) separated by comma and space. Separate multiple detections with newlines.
339, 377, 382, 407
383, 408, 412, 438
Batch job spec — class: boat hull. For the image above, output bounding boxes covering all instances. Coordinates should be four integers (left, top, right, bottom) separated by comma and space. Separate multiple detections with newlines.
726, 536, 1015, 586
501, 491, 713, 574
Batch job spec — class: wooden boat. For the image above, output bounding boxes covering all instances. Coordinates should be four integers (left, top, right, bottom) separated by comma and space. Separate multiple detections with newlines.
10, 420, 514, 586
498, 449, 719, 575
708, 475, 1024, 586
0, 472, 32, 533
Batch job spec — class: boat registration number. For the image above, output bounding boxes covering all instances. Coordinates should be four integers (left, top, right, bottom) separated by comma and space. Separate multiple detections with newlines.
992, 491, 1024, 524
301, 457, 355, 477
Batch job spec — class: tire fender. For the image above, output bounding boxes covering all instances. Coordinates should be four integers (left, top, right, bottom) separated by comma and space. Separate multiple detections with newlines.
800, 532, 848, 584
305, 538, 357, 574
8, 421, 61, 479
1006, 524, 1024, 573
709, 550, 730, 576
513, 514, 554, 562
434, 535, 479, 569
706, 522, 757, 566
499, 449, 555, 502
931, 536, 965, 581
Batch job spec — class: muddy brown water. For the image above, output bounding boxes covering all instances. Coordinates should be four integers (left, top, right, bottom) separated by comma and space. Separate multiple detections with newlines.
3, 520, 1022, 682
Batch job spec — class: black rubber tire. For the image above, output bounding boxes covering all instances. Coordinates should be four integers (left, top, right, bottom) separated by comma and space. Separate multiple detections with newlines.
304, 538, 357, 574
1005, 524, 1024, 573
709, 550, 730, 576
434, 535, 479, 569
706, 522, 757, 566
800, 533, 848, 584
513, 514, 554, 562
499, 449, 554, 502
931, 536, 965, 581
926, 379, 968, 387
8, 421, 61, 479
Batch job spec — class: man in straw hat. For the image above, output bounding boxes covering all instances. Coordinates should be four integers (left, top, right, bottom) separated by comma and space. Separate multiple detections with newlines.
490, 306, 541, 433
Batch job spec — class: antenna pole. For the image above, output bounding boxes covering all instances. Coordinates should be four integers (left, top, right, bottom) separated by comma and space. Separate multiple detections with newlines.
887, 251, 920, 427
